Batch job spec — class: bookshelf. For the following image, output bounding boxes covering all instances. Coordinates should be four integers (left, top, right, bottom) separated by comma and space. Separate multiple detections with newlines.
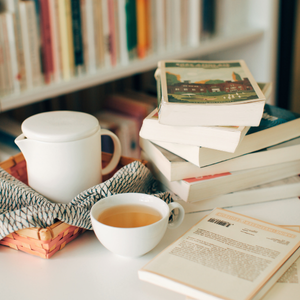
0, 28, 264, 112
0, 0, 279, 110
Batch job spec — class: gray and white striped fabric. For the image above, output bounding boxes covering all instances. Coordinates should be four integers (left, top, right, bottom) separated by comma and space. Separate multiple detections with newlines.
0, 161, 173, 240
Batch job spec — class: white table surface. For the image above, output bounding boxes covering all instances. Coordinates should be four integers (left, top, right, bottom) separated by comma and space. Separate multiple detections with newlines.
1, 197, 300, 300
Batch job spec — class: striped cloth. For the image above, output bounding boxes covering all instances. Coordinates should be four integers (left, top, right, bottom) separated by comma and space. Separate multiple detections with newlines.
0, 161, 173, 240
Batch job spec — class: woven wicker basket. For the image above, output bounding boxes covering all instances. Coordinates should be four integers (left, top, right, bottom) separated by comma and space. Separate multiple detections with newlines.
0, 152, 146, 258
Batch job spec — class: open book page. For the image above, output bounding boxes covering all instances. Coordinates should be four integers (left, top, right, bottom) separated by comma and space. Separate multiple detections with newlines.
186, 226, 300, 300
139, 208, 300, 300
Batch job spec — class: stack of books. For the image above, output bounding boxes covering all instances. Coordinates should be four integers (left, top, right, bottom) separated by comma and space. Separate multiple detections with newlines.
139, 59, 300, 212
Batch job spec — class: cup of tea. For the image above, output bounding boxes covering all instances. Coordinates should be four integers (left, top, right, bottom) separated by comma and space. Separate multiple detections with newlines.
90, 193, 185, 258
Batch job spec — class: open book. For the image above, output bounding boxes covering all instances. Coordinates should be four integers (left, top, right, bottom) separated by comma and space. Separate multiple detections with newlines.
139, 208, 300, 300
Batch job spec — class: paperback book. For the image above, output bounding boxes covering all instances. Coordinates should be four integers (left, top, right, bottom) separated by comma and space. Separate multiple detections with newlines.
174, 175, 300, 213
139, 108, 249, 153
139, 207, 300, 300
155, 59, 266, 126
147, 158, 300, 202
153, 104, 300, 167
140, 136, 300, 181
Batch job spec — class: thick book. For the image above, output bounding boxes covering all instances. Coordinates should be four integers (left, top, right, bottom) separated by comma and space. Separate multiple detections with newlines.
147, 158, 300, 202
153, 104, 300, 167
174, 175, 300, 213
155, 59, 266, 126
139, 207, 300, 300
140, 136, 300, 181
139, 108, 249, 153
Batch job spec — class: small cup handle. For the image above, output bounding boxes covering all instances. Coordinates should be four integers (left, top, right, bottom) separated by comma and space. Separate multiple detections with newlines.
167, 202, 185, 229
101, 129, 122, 175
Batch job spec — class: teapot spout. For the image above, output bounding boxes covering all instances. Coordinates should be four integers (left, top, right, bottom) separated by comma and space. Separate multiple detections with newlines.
15, 134, 34, 162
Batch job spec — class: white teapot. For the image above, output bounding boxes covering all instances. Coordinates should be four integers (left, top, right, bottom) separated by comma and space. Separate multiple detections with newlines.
15, 111, 122, 204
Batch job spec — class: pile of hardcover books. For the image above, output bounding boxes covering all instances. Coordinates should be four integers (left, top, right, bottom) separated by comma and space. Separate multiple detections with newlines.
139, 59, 300, 212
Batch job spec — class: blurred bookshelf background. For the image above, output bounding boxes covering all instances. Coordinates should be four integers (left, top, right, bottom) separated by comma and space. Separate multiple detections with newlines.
0, 0, 299, 161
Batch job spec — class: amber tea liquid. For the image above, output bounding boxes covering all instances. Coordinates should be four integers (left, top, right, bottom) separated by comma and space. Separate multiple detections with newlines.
97, 204, 163, 228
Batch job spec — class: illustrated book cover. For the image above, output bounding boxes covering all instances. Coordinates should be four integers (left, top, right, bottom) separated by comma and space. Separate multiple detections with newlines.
155, 59, 266, 126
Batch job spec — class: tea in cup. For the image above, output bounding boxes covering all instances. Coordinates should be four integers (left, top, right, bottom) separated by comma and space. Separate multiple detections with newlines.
90, 193, 185, 258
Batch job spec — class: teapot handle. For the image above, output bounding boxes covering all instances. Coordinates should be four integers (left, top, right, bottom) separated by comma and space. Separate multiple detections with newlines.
101, 129, 122, 175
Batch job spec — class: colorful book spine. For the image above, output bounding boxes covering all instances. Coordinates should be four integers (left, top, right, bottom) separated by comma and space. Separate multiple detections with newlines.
0, 19, 6, 96
117, 0, 129, 65
65, 0, 75, 76
71, 0, 84, 72
0, 15, 12, 95
107, 0, 117, 66
19, 2, 32, 89
93, 0, 105, 69
26, 1, 43, 87
125, 0, 137, 59
136, 0, 147, 58
5, 13, 20, 92
101, 0, 112, 68
39, 0, 54, 84
82, 0, 96, 73
48, 0, 62, 81
2, 0, 27, 90
58, 0, 72, 80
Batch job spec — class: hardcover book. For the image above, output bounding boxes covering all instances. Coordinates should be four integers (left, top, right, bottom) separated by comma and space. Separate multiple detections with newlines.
155, 59, 266, 126
139, 207, 300, 300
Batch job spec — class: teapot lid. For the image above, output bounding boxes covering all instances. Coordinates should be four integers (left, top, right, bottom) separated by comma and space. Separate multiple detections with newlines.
21, 111, 100, 142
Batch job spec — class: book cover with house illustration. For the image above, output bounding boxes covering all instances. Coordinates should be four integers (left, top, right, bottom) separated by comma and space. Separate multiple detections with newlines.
157, 60, 266, 105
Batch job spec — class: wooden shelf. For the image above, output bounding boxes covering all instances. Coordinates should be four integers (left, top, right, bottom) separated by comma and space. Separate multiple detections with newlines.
0, 28, 264, 112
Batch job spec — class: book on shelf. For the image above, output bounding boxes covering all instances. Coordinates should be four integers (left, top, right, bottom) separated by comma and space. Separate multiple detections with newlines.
138, 207, 300, 300
155, 59, 266, 126
19, 1, 42, 89
48, 0, 62, 82
136, 0, 148, 58
71, 0, 84, 74
153, 104, 300, 167
123, 89, 157, 108
104, 93, 154, 127
1, 0, 26, 91
39, 0, 54, 84
201, 0, 216, 40
174, 175, 300, 213
186, 0, 202, 46
140, 136, 300, 181
94, 109, 140, 159
146, 157, 300, 203
57, 0, 74, 80
107, 0, 118, 66
0, 12, 20, 93
117, 0, 129, 65
139, 108, 249, 153
125, 0, 137, 59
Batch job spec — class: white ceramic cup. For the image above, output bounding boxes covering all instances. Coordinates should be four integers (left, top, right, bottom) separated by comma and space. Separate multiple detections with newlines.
90, 193, 185, 258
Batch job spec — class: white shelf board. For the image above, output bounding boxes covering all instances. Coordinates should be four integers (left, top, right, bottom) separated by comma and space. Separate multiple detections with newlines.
0, 28, 264, 112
